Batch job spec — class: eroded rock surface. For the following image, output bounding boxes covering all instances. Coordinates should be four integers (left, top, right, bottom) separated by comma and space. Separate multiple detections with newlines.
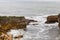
0, 16, 37, 40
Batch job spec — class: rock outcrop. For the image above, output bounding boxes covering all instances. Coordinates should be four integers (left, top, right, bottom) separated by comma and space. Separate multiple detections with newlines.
45, 14, 60, 28
0, 16, 37, 40
45, 15, 58, 23
0, 16, 27, 32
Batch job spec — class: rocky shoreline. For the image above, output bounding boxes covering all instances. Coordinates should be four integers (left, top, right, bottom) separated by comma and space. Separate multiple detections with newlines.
0, 16, 37, 40
0, 14, 60, 40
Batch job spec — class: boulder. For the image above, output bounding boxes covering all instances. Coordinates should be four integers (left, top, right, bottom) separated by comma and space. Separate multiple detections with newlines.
45, 15, 58, 23
45, 14, 60, 28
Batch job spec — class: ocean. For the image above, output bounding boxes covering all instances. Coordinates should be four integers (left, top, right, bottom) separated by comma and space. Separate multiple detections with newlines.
0, 0, 60, 40
0, 1, 60, 16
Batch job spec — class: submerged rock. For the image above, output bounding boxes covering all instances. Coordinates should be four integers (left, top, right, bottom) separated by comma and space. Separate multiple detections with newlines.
14, 35, 23, 39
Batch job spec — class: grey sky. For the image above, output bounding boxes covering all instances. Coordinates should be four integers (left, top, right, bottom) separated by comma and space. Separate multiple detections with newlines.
0, 0, 60, 1
16, 0, 60, 1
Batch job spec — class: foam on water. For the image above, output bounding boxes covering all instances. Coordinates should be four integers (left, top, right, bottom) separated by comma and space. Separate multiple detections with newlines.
22, 16, 59, 40
7, 15, 60, 40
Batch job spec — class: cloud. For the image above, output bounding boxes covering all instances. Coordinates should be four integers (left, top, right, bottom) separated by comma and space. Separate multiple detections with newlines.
30, 0, 60, 1
3, 0, 57, 1
16, 0, 60, 1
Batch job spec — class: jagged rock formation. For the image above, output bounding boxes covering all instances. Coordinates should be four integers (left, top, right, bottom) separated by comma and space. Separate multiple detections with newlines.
0, 16, 27, 32
0, 16, 37, 40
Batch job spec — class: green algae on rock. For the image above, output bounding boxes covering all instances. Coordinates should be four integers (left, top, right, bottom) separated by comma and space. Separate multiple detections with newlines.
0, 16, 37, 39
0, 16, 27, 40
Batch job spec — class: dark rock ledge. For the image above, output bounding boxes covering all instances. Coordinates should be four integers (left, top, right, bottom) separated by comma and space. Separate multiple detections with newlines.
45, 14, 60, 28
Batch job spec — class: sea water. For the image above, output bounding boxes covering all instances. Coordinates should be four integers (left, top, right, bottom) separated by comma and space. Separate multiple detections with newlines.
0, 0, 60, 40
0, 0, 60, 16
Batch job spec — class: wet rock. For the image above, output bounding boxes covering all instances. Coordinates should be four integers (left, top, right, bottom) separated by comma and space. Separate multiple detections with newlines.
25, 19, 37, 25
0, 16, 27, 32
28, 20, 37, 22
45, 15, 58, 23
58, 23, 60, 28
0, 16, 37, 36
0, 33, 13, 40
58, 14, 60, 28
0, 16, 25, 40
14, 35, 23, 39
45, 14, 60, 28
32, 24, 38, 25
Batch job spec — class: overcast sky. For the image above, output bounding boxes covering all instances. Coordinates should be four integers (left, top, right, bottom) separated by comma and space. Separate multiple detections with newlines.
0, 0, 60, 2
24, 0, 59, 1
0, 0, 60, 1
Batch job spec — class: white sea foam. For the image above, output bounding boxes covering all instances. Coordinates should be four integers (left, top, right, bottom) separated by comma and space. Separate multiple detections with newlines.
7, 15, 60, 40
